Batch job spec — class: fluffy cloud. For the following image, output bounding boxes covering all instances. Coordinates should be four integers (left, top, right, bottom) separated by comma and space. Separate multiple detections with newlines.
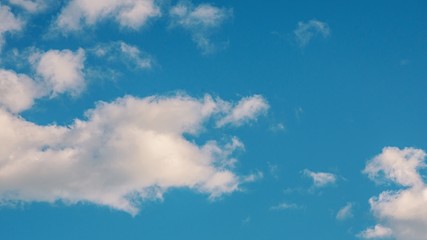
8, 0, 48, 13
92, 41, 152, 70
358, 225, 393, 239
0, 69, 43, 113
216, 95, 269, 127
303, 169, 336, 187
361, 147, 427, 240
169, 2, 232, 53
293, 19, 330, 47
33, 48, 86, 96
336, 202, 353, 220
0, 5, 23, 49
56, 0, 160, 31
0, 94, 268, 215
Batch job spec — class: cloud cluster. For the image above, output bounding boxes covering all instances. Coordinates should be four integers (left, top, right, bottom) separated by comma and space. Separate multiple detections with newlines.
56, 0, 161, 31
0, 94, 268, 215
303, 169, 336, 188
169, 1, 232, 53
0, 48, 86, 113
293, 19, 330, 47
362, 147, 427, 240
0, 4, 23, 49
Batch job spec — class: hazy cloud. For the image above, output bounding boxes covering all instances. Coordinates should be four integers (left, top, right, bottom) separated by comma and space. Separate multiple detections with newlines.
294, 19, 330, 47
336, 202, 353, 220
169, 1, 232, 54
303, 169, 336, 188
0, 5, 23, 50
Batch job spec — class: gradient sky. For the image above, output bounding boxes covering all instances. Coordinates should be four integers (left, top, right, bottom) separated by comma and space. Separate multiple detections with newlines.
1, 0, 427, 239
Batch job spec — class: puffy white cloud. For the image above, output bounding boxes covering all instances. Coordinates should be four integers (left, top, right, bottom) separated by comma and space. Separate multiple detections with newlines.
364, 147, 426, 187
336, 202, 353, 220
8, 0, 48, 13
169, 2, 232, 54
33, 48, 86, 96
293, 19, 330, 47
303, 169, 336, 187
0, 94, 268, 215
56, 0, 161, 31
92, 41, 152, 70
0, 5, 23, 49
362, 147, 427, 240
216, 95, 269, 127
0, 69, 42, 113
358, 225, 393, 239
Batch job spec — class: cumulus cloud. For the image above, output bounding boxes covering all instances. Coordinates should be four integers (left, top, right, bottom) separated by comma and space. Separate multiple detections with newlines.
216, 95, 269, 127
0, 94, 268, 215
0, 5, 23, 49
0, 69, 43, 113
362, 147, 427, 240
92, 41, 152, 70
169, 1, 232, 54
303, 169, 336, 188
336, 202, 353, 220
293, 19, 330, 47
32, 48, 86, 96
8, 0, 48, 13
358, 224, 393, 239
56, 0, 161, 31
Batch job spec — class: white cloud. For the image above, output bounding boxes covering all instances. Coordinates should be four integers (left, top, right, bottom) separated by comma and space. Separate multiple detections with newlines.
32, 48, 86, 96
358, 224, 393, 239
0, 5, 23, 49
0, 94, 268, 215
56, 0, 161, 31
293, 19, 330, 47
92, 41, 152, 70
169, 2, 232, 54
0, 69, 43, 113
270, 202, 300, 211
216, 95, 269, 127
364, 147, 426, 187
336, 202, 353, 220
8, 0, 48, 13
303, 169, 336, 188
362, 147, 427, 240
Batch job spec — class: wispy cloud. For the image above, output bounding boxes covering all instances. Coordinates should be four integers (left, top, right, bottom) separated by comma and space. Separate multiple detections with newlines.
0, 4, 23, 50
303, 169, 337, 188
92, 41, 153, 70
8, 0, 49, 13
293, 19, 330, 47
216, 95, 269, 127
336, 202, 353, 220
169, 1, 232, 54
270, 202, 301, 211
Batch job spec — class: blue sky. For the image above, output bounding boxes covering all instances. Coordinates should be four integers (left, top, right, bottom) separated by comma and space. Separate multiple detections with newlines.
0, 0, 427, 239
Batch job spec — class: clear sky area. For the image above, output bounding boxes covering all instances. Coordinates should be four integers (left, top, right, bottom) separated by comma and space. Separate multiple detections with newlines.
1, 0, 427, 239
